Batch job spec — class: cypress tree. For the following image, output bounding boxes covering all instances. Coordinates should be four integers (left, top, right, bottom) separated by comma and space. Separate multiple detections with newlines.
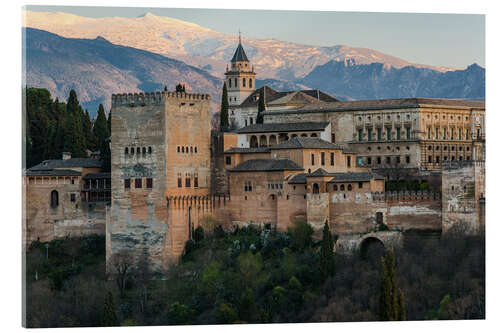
220, 82, 229, 131
397, 288, 406, 320
320, 221, 335, 280
83, 109, 96, 151
102, 291, 118, 326
93, 104, 111, 171
175, 83, 186, 93
65, 90, 87, 157
379, 248, 402, 321
256, 91, 265, 124
107, 109, 112, 134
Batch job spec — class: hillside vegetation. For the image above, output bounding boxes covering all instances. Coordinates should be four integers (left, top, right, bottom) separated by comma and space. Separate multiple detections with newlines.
24, 222, 484, 327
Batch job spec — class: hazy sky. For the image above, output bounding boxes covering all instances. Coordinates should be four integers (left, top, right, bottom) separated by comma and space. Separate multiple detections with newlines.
26, 5, 485, 68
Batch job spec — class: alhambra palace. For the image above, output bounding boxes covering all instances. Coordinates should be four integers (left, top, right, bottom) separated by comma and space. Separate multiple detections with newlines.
23, 39, 485, 270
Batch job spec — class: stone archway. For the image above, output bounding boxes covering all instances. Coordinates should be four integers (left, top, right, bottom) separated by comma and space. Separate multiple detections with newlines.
259, 135, 268, 147
360, 236, 385, 260
269, 135, 277, 146
250, 135, 259, 148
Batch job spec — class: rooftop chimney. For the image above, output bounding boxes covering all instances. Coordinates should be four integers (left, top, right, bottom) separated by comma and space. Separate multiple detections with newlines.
62, 152, 72, 160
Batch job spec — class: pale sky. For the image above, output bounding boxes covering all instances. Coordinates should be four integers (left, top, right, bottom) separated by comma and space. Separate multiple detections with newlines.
26, 5, 485, 69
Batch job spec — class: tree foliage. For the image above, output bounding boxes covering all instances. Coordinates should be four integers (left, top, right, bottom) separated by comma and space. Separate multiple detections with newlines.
220, 82, 229, 131
256, 91, 265, 124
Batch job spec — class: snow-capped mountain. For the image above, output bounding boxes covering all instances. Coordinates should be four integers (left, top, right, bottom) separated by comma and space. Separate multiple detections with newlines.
23, 10, 456, 81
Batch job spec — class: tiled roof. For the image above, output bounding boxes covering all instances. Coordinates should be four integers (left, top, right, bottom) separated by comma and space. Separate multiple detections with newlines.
231, 42, 249, 62
327, 172, 385, 183
25, 169, 82, 177
237, 122, 330, 134
29, 158, 103, 170
307, 168, 331, 177
229, 158, 303, 172
83, 172, 111, 179
270, 137, 345, 150
238, 86, 338, 108
224, 147, 271, 154
288, 173, 307, 184
263, 98, 485, 115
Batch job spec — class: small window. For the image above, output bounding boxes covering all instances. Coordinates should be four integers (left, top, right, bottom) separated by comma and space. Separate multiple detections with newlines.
358, 182, 363, 189
182, 147, 185, 153
71, 178, 75, 185
178, 176, 182, 188
347, 184, 352, 191
131, 147, 135, 155
148, 147, 152, 154
195, 147, 198, 153
125, 147, 129, 155
194, 176, 198, 188
185, 177, 191, 188
406, 156, 410, 164
386, 156, 391, 164
321, 152, 325, 165
225, 156, 231, 165
190, 147, 193, 153
177, 146, 180, 153
376, 212, 383, 224
347, 156, 351, 168
50, 190, 59, 208
146, 178, 153, 189
124, 179, 131, 189
70, 193, 76, 202
311, 154, 315, 166
143, 147, 146, 154
135, 178, 142, 188
333, 184, 338, 191
340, 184, 345, 191
330, 152, 334, 165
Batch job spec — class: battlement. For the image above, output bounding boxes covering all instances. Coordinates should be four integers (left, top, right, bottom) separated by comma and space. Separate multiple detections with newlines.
442, 160, 485, 170
111, 91, 211, 107
371, 190, 441, 202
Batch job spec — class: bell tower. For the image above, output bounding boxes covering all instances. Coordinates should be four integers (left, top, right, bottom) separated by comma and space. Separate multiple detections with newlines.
225, 32, 256, 107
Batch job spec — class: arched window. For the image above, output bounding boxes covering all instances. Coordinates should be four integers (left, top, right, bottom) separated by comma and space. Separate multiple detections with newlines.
312, 183, 320, 194
125, 147, 128, 155
190, 146, 193, 153
340, 184, 345, 191
50, 190, 59, 208
148, 146, 152, 154
130, 147, 135, 155
333, 184, 338, 191
228, 79, 232, 88
142, 147, 146, 154
243, 78, 246, 87
249, 78, 253, 88
250, 135, 258, 148
347, 184, 352, 191
182, 147, 185, 153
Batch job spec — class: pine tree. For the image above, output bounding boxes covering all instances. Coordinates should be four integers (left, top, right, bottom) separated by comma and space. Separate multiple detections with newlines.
220, 82, 229, 131
102, 291, 118, 326
320, 221, 335, 280
256, 91, 265, 124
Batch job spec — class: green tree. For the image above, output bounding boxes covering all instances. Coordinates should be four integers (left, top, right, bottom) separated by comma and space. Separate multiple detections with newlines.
256, 91, 265, 124
288, 220, 313, 251
320, 221, 336, 280
379, 248, 405, 321
220, 82, 229, 131
65, 90, 87, 157
102, 291, 118, 326
175, 83, 186, 93
93, 104, 111, 170
82, 109, 96, 151
215, 303, 238, 324
167, 302, 194, 325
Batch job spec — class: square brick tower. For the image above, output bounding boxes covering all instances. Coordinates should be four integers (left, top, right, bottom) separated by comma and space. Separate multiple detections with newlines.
107, 91, 211, 271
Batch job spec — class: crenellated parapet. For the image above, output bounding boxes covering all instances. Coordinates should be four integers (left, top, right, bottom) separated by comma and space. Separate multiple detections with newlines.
371, 190, 441, 202
166, 194, 230, 210
111, 91, 211, 107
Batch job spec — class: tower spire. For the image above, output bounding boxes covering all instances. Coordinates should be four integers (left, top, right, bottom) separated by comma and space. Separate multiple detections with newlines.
238, 29, 241, 44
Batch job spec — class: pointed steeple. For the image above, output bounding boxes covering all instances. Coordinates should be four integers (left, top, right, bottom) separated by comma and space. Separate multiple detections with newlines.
231, 30, 249, 62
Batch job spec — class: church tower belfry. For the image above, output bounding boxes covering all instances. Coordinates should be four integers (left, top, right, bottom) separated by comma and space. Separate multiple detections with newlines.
225, 32, 256, 107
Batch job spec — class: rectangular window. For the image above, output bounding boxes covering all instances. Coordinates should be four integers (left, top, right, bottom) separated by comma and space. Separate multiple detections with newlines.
321, 152, 325, 166
377, 156, 381, 165
436, 156, 440, 163
330, 152, 334, 165
347, 156, 351, 168
386, 156, 391, 164
406, 127, 411, 139
311, 154, 315, 166
396, 127, 401, 140
377, 128, 382, 141
367, 157, 372, 165
358, 182, 363, 189
135, 178, 142, 189
436, 127, 439, 140
124, 179, 131, 189
332, 133, 336, 143
358, 129, 363, 141
368, 129, 372, 141
396, 156, 401, 164
185, 178, 191, 187
406, 155, 410, 164
427, 127, 431, 139
70, 193, 76, 202
194, 177, 198, 188
225, 156, 231, 165
387, 127, 391, 141
146, 178, 153, 189
178, 177, 182, 188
